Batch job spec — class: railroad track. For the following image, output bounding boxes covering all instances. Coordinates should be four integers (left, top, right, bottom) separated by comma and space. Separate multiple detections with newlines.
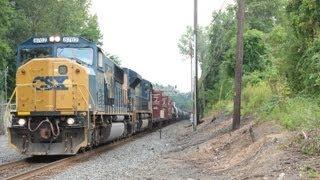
0, 124, 168, 180
0, 154, 69, 178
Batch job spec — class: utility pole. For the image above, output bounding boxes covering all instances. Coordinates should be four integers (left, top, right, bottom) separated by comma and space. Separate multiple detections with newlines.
193, 0, 198, 131
233, 0, 245, 130
4, 66, 8, 102
189, 41, 195, 131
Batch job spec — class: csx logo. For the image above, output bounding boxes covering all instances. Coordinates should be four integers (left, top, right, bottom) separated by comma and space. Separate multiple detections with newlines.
32, 76, 69, 91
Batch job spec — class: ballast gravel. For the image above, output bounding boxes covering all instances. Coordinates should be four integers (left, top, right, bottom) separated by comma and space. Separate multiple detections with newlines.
50, 120, 214, 180
0, 135, 26, 164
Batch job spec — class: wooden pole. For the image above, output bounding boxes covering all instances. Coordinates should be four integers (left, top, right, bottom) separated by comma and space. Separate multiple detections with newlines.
233, 0, 245, 130
194, 0, 198, 130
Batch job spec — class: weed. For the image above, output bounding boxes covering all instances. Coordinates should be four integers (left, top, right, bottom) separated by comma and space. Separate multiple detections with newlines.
301, 166, 319, 178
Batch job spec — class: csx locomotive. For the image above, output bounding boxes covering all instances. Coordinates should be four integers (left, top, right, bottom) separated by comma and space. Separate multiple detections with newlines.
7, 36, 188, 155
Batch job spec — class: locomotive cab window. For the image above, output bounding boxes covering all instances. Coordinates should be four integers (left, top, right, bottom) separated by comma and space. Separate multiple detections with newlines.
98, 52, 103, 68
57, 47, 93, 65
19, 47, 52, 64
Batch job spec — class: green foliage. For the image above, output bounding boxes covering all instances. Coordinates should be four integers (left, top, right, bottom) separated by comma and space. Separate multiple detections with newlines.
0, 0, 14, 62
177, 0, 320, 126
300, 166, 319, 178
287, 0, 320, 41
177, 26, 193, 58
225, 29, 269, 76
204, 99, 233, 117
13, 0, 102, 43
246, 0, 286, 32
264, 97, 320, 130
283, 0, 320, 95
106, 53, 121, 66
178, 25, 208, 59
298, 38, 320, 95
242, 81, 273, 116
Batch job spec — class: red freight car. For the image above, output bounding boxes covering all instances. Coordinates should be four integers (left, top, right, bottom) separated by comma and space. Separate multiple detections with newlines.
167, 98, 173, 120
162, 96, 169, 120
152, 90, 175, 122
152, 90, 164, 122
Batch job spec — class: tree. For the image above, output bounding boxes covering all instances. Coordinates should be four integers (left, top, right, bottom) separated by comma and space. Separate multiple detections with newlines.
225, 29, 268, 76
3, 0, 103, 93
0, 0, 14, 92
283, 0, 320, 95
12, 0, 102, 44
246, 0, 286, 32
81, 14, 103, 44
106, 53, 121, 66
178, 26, 194, 59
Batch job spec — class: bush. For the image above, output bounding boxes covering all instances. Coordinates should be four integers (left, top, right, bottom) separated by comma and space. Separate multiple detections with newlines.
205, 100, 233, 117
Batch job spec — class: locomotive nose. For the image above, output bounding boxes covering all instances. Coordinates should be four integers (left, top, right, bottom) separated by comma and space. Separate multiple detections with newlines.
15, 58, 89, 114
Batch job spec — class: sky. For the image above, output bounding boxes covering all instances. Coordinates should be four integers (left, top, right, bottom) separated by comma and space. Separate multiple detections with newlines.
91, 0, 234, 92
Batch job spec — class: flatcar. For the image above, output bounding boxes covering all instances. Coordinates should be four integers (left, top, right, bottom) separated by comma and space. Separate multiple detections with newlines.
7, 36, 188, 155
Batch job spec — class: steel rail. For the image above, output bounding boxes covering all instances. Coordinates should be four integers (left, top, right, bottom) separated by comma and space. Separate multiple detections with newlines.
0, 159, 29, 172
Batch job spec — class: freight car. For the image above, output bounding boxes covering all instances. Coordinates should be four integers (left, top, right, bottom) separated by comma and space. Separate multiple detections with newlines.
6, 36, 188, 155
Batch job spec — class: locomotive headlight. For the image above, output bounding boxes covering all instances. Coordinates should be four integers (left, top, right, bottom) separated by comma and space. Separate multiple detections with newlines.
54, 36, 61, 42
67, 118, 75, 125
18, 118, 26, 126
49, 36, 55, 42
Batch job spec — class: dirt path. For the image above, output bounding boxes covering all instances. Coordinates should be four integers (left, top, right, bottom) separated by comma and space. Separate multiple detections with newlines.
162, 115, 319, 179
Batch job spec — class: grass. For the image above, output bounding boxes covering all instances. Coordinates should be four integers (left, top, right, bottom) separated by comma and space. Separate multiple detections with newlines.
301, 166, 319, 178
242, 81, 273, 116
263, 97, 320, 131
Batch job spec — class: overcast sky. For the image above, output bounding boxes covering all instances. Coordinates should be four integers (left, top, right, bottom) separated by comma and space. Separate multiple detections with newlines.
91, 0, 234, 92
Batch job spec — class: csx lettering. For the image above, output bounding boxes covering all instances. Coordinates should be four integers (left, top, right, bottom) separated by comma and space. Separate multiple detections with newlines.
33, 76, 68, 90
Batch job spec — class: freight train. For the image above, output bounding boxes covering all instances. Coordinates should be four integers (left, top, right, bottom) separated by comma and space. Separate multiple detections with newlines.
7, 36, 189, 155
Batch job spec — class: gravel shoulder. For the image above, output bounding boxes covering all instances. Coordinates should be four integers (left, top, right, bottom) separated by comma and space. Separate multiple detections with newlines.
51, 120, 208, 180
0, 135, 26, 164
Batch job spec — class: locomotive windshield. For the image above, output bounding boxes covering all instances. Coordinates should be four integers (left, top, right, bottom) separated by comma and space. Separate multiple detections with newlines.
19, 47, 52, 64
57, 47, 93, 65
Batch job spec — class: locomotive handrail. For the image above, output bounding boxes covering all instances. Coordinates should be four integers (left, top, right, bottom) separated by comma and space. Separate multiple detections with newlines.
76, 84, 92, 129
4, 87, 17, 130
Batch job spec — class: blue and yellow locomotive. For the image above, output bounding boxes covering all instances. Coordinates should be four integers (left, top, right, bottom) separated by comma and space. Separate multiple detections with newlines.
8, 36, 153, 155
